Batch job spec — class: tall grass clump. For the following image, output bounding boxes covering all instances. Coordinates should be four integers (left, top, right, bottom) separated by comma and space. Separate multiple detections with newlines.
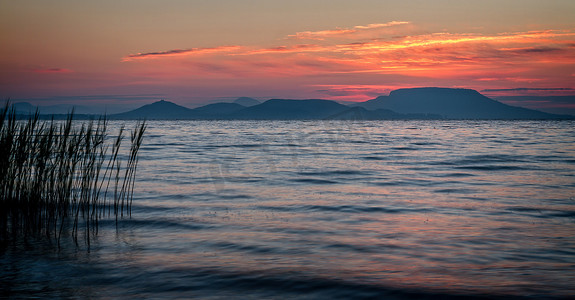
0, 102, 146, 247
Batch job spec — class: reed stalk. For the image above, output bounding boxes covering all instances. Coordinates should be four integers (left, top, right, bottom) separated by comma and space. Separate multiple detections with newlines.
0, 102, 146, 247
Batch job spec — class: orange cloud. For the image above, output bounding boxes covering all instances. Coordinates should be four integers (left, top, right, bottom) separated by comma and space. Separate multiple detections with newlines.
354, 22, 410, 30
239, 44, 325, 55
286, 21, 411, 40
311, 84, 402, 100
122, 45, 242, 61
121, 23, 575, 99
287, 28, 356, 41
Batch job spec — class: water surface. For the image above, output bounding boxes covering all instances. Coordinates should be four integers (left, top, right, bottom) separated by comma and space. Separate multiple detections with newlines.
2, 120, 575, 299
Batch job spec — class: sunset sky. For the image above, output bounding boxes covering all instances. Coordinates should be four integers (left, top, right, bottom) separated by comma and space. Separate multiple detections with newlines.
1, 0, 574, 112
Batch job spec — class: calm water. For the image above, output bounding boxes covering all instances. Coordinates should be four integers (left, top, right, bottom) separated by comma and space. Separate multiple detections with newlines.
2, 120, 575, 299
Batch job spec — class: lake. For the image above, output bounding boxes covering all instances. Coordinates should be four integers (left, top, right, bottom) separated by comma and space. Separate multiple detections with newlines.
2, 120, 575, 299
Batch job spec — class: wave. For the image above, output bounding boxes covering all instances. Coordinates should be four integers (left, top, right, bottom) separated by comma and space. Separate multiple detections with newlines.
208, 241, 303, 255
434, 188, 478, 194
291, 178, 339, 185
297, 170, 368, 176
361, 156, 387, 161
324, 242, 404, 254
391, 146, 420, 151
100, 266, 530, 300
434, 154, 526, 165
258, 204, 430, 214
504, 206, 575, 219
433, 172, 476, 178
98, 218, 212, 231
455, 165, 529, 171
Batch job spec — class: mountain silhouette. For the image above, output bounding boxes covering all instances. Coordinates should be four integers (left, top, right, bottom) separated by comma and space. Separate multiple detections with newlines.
107, 88, 571, 120
229, 99, 349, 120
112, 100, 195, 119
493, 95, 575, 116
12, 102, 36, 114
327, 107, 443, 120
191, 102, 245, 118
354, 87, 564, 119
233, 97, 260, 107
11, 102, 96, 115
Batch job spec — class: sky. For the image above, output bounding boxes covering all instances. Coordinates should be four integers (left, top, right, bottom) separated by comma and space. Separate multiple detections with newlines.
1, 0, 574, 113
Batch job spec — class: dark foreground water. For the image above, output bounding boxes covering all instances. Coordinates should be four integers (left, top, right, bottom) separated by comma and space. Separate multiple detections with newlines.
2, 120, 575, 299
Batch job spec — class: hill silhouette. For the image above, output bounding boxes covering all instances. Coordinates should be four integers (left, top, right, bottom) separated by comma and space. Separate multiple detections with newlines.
229, 99, 349, 120
11, 102, 97, 115
354, 87, 564, 119
12, 102, 36, 114
233, 97, 260, 107
191, 102, 245, 119
493, 95, 575, 116
106, 88, 572, 120
112, 100, 195, 119
327, 107, 443, 120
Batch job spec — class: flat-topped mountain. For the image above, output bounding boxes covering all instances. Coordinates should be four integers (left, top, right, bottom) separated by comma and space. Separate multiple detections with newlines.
354, 87, 564, 119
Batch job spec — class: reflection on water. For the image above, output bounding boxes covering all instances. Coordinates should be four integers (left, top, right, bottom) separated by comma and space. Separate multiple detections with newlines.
2, 120, 575, 299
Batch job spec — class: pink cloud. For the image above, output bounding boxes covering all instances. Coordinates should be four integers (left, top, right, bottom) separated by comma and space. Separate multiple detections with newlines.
121, 23, 575, 100
122, 45, 242, 61
311, 84, 402, 101
32, 68, 73, 74
354, 22, 410, 30
286, 21, 411, 40
239, 44, 325, 55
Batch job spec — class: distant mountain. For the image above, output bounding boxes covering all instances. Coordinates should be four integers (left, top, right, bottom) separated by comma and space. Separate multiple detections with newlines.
12, 102, 36, 114
191, 102, 245, 119
112, 100, 195, 119
354, 87, 567, 119
11, 102, 95, 114
229, 99, 349, 120
327, 107, 442, 120
233, 97, 260, 107
105, 88, 572, 120
493, 95, 575, 116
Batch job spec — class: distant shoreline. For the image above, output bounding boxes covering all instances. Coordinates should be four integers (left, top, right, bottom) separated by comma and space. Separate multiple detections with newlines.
8, 88, 575, 120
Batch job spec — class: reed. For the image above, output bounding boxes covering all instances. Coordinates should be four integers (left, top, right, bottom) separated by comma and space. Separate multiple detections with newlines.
0, 101, 146, 247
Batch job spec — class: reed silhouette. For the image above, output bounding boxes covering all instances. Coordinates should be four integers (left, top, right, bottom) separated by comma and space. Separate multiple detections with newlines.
0, 102, 146, 247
